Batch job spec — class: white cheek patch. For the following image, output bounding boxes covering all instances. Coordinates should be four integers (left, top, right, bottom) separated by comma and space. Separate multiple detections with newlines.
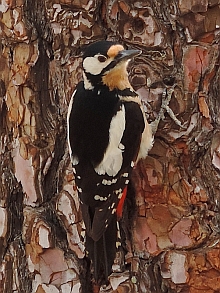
83, 55, 112, 75
95, 105, 126, 176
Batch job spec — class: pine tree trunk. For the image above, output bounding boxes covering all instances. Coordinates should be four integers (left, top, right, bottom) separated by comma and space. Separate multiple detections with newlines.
0, 0, 220, 292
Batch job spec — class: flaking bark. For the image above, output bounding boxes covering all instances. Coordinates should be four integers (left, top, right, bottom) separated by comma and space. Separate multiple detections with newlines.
0, 0, 220, 292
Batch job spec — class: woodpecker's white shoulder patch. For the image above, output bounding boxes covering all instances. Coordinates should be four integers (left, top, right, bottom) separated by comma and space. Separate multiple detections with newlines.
95, 105, 126, 176
67, 91, 79, 165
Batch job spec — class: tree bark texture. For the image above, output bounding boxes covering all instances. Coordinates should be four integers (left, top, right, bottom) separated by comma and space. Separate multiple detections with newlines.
0, 0, 220, 292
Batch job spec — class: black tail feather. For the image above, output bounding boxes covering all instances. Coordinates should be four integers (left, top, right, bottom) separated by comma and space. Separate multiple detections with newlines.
93, 240, 98, 282
86, 215, 117, 285
102, 232, 109, 282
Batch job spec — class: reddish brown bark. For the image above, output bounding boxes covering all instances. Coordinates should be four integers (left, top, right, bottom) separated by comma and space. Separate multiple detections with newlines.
0, 0, 220, 292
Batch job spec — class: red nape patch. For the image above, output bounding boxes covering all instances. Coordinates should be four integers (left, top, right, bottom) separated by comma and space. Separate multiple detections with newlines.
116, 186, 127, 219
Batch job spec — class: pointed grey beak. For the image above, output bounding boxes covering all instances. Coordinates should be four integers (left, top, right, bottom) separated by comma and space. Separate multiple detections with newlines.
116, 49, 142, 62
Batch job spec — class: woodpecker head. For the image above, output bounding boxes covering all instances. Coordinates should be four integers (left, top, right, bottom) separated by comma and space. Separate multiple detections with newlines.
82, 40, 141, 91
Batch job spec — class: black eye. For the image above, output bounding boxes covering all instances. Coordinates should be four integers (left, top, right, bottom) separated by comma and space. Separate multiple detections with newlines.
98, 55, 107, 62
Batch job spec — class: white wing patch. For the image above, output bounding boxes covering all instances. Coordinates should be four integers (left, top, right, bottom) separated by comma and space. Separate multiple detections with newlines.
95, 105, 126, 176
67, 91, 79, 165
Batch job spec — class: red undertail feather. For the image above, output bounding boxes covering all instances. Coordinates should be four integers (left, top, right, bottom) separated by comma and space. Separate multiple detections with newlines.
116, 186, 127, 219
92, 283, 100, 293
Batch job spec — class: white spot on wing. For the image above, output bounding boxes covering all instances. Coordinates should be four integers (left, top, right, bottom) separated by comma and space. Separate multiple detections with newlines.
95, 105, 126, 176
116, 241, 121, 248
111, 203, 115, 208
71, 156, 79, 165
115, 188, 122, 195
94, 195, 107, 201
122, 172, 129, 177
118, 193, 122, 199
102, 179, 108, 185
77, 187, 82, 193
102, 178, 118, 185
112, 208, 116, 214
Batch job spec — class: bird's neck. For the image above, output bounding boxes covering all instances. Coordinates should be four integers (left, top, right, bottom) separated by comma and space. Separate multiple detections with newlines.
83, 72, 94, 90
102, 63, 133, 91
83, 63, 134, 92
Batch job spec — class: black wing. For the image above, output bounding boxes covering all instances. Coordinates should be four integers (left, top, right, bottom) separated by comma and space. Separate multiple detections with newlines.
67, 85, 145, 241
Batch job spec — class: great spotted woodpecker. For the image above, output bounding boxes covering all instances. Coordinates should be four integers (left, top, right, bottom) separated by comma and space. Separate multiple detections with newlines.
67, 40, 153, 286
